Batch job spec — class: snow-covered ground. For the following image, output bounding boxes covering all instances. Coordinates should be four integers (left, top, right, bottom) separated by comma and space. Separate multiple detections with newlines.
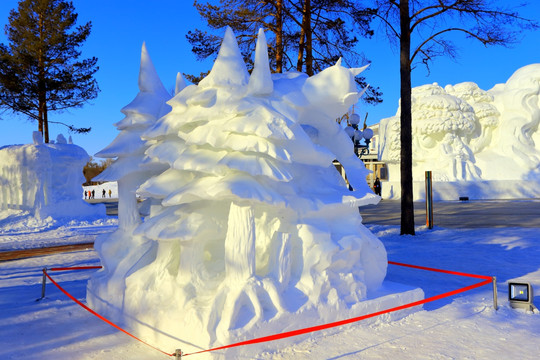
1, 210, 538, 359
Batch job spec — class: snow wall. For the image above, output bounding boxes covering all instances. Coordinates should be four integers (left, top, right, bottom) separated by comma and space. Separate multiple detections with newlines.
378, 63, 540, 200
0, 133, 103, 219
86, 29, 414, 358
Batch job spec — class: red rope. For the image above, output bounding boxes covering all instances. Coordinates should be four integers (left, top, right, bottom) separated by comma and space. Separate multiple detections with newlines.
50, 266, 102, 271
183, 277, 492, 356
43, 268, 175, 357
388, 261, 492, 280
45, 262, 493, 358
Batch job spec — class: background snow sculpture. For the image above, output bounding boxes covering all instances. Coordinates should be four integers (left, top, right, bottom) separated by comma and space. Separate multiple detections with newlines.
0, 133, 101, 219
87, 43, 173, 313
378, 63, 540, 200
88, 28, 387, 356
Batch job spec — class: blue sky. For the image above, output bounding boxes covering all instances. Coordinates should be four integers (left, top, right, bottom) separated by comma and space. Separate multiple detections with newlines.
0, 0, 539, 157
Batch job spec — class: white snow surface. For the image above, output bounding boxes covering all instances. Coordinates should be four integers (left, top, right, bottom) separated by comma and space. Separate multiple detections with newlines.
1, 215, 539, 359
378, 63, 540, 200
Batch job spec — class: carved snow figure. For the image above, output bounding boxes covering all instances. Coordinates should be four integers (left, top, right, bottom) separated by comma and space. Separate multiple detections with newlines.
380, 83, 480, 181
378, 63, 540, 200
87, 43, 173, 313
88, 28, 388, 357
445, 82, 499, 154
490, 64, 540, 172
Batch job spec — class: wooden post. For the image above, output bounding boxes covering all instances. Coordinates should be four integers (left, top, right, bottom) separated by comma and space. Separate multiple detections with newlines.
425, 171, 433, 229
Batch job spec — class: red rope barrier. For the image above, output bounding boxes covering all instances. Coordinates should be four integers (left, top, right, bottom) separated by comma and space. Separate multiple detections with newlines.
42, 268, 175, 358
45, 262, 493, 358
388, 261, 492, 280
183, 277, 492, 356
50, 266, 103, 271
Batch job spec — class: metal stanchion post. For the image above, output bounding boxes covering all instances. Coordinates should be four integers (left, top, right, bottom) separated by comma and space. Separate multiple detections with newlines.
492, 276, 498, 310
175, 349, 183, 360
39, 268, 47, 300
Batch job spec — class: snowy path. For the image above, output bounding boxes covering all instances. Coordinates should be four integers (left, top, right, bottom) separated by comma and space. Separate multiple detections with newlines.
0, 210, 116, 251
361, 200, 540, 228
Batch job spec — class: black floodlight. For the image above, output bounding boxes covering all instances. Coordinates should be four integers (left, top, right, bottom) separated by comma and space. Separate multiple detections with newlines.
508, 282, 537, 311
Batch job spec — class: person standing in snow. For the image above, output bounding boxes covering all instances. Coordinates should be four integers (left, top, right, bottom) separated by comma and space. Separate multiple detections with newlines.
374, 177, 382, 197
92, 189, 95, 199
108, 189, 112, 198
102, 189, 106, 198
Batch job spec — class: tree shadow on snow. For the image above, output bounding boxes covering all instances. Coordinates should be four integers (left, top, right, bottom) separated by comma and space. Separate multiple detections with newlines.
372, 225, 540, 311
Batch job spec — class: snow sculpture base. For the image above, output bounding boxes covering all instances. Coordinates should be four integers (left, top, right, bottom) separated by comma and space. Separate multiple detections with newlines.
87, 280, 423, 359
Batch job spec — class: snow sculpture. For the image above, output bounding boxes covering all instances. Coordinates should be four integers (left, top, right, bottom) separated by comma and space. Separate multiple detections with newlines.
380, 83, 481, 181
445, 82, 499, 154
87, 43, 173, 311
378, 63, 540, 199
88, 28, 387, 356
488, 64, 540, 173
0, 135, 100, 219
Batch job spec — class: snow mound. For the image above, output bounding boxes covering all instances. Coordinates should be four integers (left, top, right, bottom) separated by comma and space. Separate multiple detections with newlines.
0, 138, 104, 220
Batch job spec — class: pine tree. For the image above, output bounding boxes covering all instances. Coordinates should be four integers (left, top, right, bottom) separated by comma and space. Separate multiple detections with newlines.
186, 0, 382, 103
0, 0, 99, 143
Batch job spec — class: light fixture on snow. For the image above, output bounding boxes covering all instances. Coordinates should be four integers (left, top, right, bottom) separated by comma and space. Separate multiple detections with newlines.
508, 282, 537, 311
345, 113, 373, 158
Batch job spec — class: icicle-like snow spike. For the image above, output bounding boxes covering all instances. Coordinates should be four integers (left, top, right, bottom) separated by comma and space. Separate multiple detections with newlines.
175, 72, 187, 95
247, 28, 273, 96
335, 57, 343, 67
198, 26, 249, 89
359, 84, 370, 98
139, 42, 170, 98
350, 63, 370, 77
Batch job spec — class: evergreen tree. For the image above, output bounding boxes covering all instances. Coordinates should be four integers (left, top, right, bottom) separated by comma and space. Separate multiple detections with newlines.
186, 0, 382, 103
0, 0, 99, 143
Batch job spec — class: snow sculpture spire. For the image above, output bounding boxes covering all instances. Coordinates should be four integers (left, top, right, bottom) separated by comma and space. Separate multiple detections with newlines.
247, 28, 273, 96
198, 26, 249, 89
87, 42, 173, 313
175, 72, 187, 95
139, 42, 169, 98
350, 63, 370, 77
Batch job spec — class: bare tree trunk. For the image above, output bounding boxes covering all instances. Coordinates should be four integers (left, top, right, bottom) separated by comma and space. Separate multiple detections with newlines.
43, 104, 49, 143
304, 0, 313, 76
296, 9, 306, 71
400, 0, 415, 235
275, 0, 283, 73
38, 87, 47, 143
296, 0, 312, 74
38, 11, 48, 143
38, 112, 43, 138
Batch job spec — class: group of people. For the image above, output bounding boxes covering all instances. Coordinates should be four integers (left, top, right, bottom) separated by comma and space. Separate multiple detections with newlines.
84, 188, 112, 199
84, 190, 95, 199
